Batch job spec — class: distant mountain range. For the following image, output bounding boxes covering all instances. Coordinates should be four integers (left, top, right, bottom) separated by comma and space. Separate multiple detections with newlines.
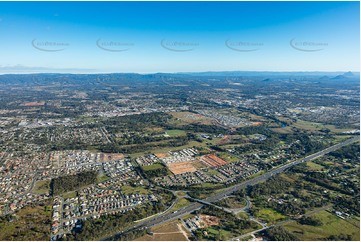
0, 71, 359, 81
177, 71, 360, 77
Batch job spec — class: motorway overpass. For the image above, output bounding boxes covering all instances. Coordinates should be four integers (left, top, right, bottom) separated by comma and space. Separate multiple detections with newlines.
103, 136, 359, 240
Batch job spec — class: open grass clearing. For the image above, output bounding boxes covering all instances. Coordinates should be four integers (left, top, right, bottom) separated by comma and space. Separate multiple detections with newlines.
255, 208, 286, 224
121, 185, 150, 195
31, 179, 50, 194
62, 191, 77, 199
164, 129, 187, 137
283, 210, 360, 241
141, 163, 165, 171
168, 198, 192, 213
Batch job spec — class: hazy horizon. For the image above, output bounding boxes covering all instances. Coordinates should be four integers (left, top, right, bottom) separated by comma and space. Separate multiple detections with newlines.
0, 69, 359, 76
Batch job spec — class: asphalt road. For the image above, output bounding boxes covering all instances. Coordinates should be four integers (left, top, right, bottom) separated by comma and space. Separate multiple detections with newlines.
103, 136, 359, 240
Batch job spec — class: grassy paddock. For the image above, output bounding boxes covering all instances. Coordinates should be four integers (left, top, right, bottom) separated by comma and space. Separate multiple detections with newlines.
31, 180, 51, 194
283, 210, 360, 241
255, 208, 286, 224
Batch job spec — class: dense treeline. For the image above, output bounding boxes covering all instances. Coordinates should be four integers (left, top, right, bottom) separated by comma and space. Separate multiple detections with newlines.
247, 175, 328, 217
248, 176, 291, 197
325, 234, 353, 240
103, 112, 172, 132
141, 164, 169, 179
193, 205, 258, 240
233, 126, 325, 155
333, 196, 360, 215
106, 229, 147, 241
303, 175, 353, 196
235, 125, 274, 136
262, 226, 299, 241
329, 143, 360, 161
179, 123, 228, 134
100, 136, 189, 154
51, 171, 97, 195
63, 202, 165, 241
298, 216, 322, 226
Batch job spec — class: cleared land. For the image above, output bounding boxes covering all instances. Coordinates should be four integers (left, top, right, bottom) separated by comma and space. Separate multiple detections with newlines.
142, 163, 165, 171
155, 153, 169, 158
31, 179, 51, 194
99, 153, 124, 162
217, 152, 240, 163
200, 154, 228, 167
199, 214, 220, 227
21, 101, 45, 107
167, 161, 197, 175
121, 185, 150, 195
135, 220, 189, 241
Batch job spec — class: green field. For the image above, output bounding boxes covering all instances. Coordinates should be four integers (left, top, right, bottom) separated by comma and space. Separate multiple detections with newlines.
237, 211, 250, 220
97, 174, 110, 183
31, 180, 51, 194
168, 198, 191, 213
272, 118, 354, 134
207, 227, 232, 240
141, 163, 165, 171
283, 210, 360, 241
217, 152, 239, 162
62, 191, 77, 199
141, 163, 172, 176
176, 191, 187, 197
203, 168, 221, 176
164, 129, 186, 137
255, 208, 286, 224
121, 185, 150, 195
306, 161, 325, 171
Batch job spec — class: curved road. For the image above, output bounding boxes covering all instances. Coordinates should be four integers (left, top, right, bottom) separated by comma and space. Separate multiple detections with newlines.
103, 136, 359, 240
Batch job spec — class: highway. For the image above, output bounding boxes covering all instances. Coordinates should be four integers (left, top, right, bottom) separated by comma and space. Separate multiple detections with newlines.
102, 136, 359, 240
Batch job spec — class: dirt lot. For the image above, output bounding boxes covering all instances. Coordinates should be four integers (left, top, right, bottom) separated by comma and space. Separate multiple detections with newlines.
200, 154, 227, 167
155, 153, 170, 158
99, 153, 124, 162
200, 214, 220, 227
217, 135, 230, 145
167, 161, 197, 175
21, 101, 45, 107
135, 220, 189, 241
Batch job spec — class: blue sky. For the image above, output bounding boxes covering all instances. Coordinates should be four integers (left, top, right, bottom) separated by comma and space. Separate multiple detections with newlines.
0, 1, 359, 73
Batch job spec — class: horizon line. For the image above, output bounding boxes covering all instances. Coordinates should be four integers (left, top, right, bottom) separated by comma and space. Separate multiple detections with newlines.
0, 70, 359, 76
